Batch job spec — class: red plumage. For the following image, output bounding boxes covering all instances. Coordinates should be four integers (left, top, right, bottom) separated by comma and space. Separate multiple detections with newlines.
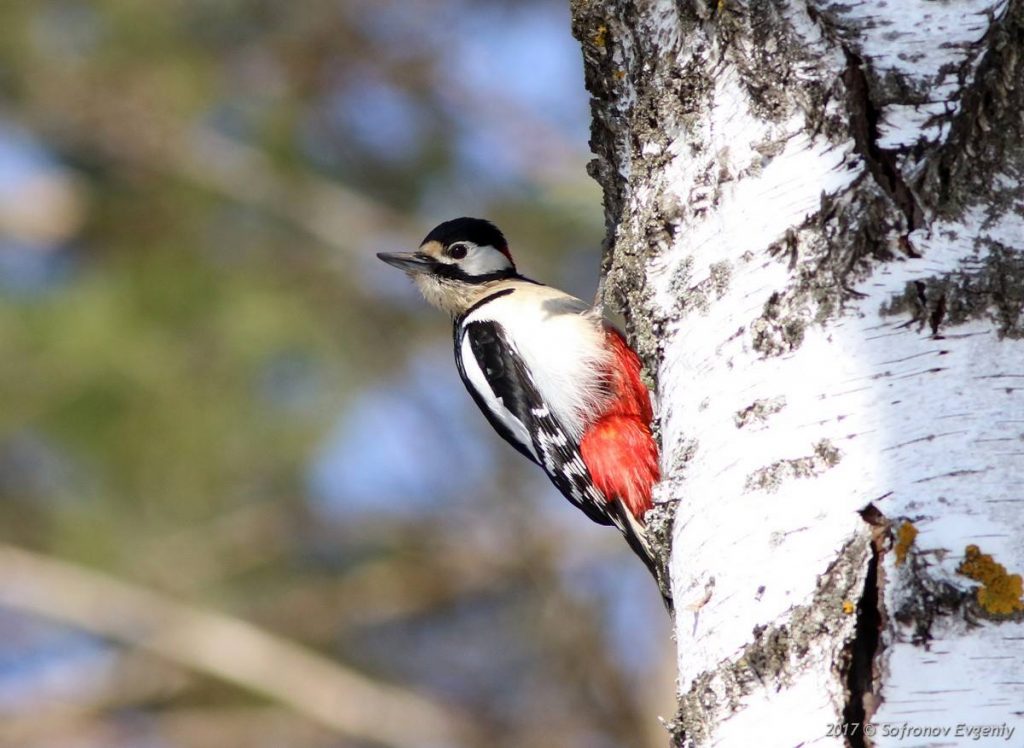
579, 327, 659, 520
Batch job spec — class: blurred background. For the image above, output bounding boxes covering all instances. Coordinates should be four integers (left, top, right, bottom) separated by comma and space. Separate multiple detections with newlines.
0, 1, 673, 746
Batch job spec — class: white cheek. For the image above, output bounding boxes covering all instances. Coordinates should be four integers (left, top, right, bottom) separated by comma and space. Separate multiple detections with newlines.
462, 246, 512, 275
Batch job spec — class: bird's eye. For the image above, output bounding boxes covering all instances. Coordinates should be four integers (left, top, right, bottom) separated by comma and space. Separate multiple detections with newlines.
448, 243, 469, 260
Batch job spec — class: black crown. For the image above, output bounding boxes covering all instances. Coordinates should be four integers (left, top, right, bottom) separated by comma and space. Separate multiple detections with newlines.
422, 217, 508, 252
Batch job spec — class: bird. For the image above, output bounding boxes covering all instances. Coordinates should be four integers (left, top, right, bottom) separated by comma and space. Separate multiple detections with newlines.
378, 217, 666, 603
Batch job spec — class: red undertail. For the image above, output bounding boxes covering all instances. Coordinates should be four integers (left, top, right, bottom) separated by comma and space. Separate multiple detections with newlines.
579, 327, 659, 520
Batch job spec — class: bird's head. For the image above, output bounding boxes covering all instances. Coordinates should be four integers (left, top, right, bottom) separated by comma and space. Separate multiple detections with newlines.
378, 217, 517, 316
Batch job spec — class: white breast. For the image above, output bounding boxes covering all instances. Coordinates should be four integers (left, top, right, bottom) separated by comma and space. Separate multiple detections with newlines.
463, 284, 611, 440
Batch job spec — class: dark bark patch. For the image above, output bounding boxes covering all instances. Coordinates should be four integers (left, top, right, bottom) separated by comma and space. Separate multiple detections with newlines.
669, 532, 872, 746
673, 259, 733, 316
744, 439, 842, 492
841, 48, 923, 238
890, 520, 970, 645
573, 0, 713, 381
644, 498, 680, 610
751, 291, 807, 356
892, 527, 1024, 681
879, 244, 1024, 338
734, 396, 786, 429
922, 2, 1024, 218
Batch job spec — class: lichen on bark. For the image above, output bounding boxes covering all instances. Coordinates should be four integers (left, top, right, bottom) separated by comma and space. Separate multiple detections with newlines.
958, 545, 1024, 617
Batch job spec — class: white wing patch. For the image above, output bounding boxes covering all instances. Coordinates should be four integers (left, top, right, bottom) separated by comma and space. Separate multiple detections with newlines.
458, 333, 538, 462
535, 426, 569, 471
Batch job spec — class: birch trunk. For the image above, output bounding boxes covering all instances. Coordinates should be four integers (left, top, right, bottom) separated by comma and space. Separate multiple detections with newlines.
571, 1, 1024, 745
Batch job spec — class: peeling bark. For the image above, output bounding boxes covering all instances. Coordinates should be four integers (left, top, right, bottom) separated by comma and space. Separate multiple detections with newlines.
572, 0, 1024, 744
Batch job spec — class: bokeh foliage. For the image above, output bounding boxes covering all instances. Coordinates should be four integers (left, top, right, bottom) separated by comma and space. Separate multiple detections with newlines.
0, 2, 671, 746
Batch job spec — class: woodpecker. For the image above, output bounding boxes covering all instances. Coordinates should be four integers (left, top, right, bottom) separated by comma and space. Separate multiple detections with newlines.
378, 218, 665, 601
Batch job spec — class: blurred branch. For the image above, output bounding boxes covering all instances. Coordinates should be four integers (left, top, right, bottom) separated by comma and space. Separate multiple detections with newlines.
130, 497, 631, 635
0, 543, 483, 747
0, 652, 192, 745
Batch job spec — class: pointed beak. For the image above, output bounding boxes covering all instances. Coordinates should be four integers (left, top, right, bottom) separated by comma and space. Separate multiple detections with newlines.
376, 252, 436, 274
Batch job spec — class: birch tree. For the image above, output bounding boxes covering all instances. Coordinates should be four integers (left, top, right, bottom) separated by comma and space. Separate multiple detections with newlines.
571, 1, 1024, 744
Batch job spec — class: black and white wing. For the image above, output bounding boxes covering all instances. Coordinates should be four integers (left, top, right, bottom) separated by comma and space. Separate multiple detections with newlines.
454, 318, 613, 527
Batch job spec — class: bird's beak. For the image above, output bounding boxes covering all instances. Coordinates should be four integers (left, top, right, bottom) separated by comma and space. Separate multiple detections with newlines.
376, 251, 437, 274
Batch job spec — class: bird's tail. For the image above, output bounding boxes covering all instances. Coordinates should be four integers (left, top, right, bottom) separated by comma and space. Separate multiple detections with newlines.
605, 497, 673, 612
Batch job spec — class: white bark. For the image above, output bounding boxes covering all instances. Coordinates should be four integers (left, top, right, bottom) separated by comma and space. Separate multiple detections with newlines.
573, 0, 1024, 745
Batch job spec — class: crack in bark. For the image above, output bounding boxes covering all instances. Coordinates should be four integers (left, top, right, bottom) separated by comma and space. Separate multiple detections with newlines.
841, 504, 887, 748
841, 48, 923, 247
803, 1, 927, 257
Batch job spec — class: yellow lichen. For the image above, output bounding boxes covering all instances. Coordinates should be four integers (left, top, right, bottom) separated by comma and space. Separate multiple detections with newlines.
612, 69, 626, 80
842, 599, 855, 615
957, 544, 1024, 616
894, 521, 918, 566
591, 24, 608, 50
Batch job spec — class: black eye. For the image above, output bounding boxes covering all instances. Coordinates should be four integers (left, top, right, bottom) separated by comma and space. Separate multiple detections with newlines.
448, 243, 469, 260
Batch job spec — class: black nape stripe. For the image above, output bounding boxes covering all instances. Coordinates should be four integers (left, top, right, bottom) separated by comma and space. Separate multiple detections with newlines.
457, 288, 516, 323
